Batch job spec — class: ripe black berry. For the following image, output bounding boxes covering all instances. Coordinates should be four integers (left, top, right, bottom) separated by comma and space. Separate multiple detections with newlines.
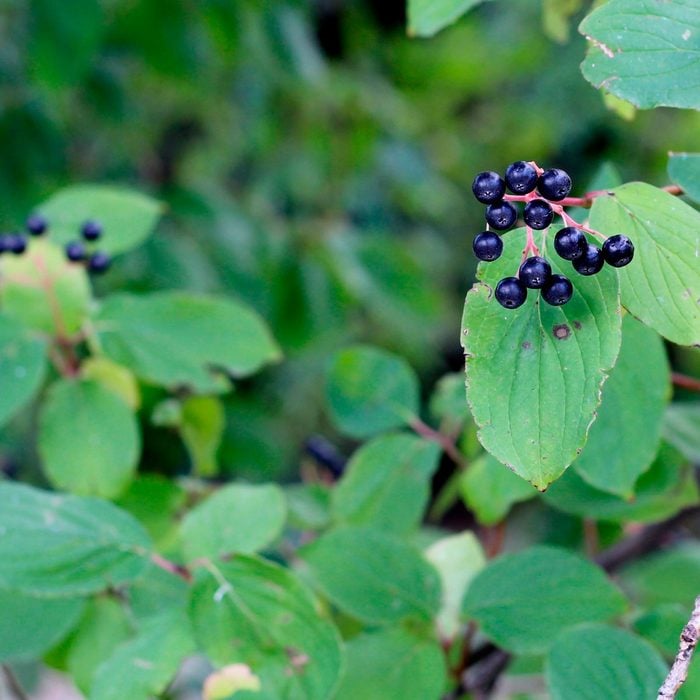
554, 227, 587, 261
572, 244, 604, 276
542, 274, 573, 306
472, 171, 506, 204
519, 256, 552, 289
81, 219, 103, 242
537, 168, 572, 201
472, 231, 503, 261
485, 201, 517, 231
602, 234, 634, 267
26, 214, 48, 236
65, 241, 87, 262
523, 199, 553, 230
88, 251, 111, 274
495, 277, 527, 309
5, 233, 26, 255
505, 161, 538, 195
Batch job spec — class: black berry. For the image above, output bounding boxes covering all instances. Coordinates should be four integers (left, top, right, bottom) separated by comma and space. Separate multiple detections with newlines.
505, 161, 538, 195
523, 199, 553, 230
519, 256, 552, 289
472, 231, 503, 261
88, 250, 111, 274
554, 227, 587, 261
572, 244, 604, 276
472, 171, 506, 204
5, 233, 26, 255
495, 277, 527, 309
65, 241, 87, 262
81, 219, 103, 242
26, 214, 48, 236
485, 201, 517, 231
602, 234, 634, 267
537, 168, 572, 201
542, 274, 574, 306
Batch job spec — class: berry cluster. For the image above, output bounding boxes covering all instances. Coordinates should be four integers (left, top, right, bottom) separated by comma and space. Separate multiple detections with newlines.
471, 161, 634, 309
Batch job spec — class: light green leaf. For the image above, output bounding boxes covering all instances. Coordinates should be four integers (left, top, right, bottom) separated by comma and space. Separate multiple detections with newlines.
669, 152, 700, 203
181, 395, 225, 477
408, 0, 492, 38
181, 483, 286, 562
462, 228, 622, 489
579, 0, 700, 109
91, 611, 195, 700
589, 183, 700, 346
39, 378, 141, 499
38, 185, 163, 255
462, 546, 626, 654
0, 482, 151, 596
574, 315, 669, 498
546, 624, 666, 700
326, 345, 420, 439
128, 563, 190, 622
542, 0, 584, 43
664, 402, 700, 463
0, 314, 47, 427
459, 453, 537, 526
332, 434, 441, 534
285, 484, 332, 531
82, 357, 141, 410
189, 555, 343, 699
334, 627, 446, 700
95, 292, 281, 392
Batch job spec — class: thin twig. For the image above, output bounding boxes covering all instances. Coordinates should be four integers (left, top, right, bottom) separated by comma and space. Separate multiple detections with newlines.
409, 417, 467, 471
151, 553, 192, 582
658, 595, 700, 699
672, 372, 700, 393
2, 665, 29, 700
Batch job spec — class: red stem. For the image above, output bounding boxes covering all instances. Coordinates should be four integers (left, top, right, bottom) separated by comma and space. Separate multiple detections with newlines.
409, 417, 467, 470
151, 553, 192, 582
672, 372, 700, 393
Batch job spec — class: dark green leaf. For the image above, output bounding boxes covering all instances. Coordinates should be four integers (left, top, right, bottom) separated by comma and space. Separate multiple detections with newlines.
634, 604, 689, 657
429, 373, 471, 431
407, 0, 492, 37
669, 152, 700, 204
664, 403, 700, 463
285, 484, 332, 531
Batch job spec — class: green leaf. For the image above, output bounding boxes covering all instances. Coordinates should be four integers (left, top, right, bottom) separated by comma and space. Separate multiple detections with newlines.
189, 555, 343, 699
0, 314, 47, 427
0, 482, 151, 596
95, 292, 281, 392
429, 373, 471, 431
38, 185, 163, 255
299, 526, 441, 625
82, 357, 141, 410
669, 152, 700, 204
579, 0, 700, 109
128, 563, 190, 623
459, 453, 537, 526
90, 611, 195, 700
180, 395, 225, 477
181, 483, 286, 562
332, 434, 441, 534
462, 546, 626, 654
334, 627, 447, 700
573, 315, 669, 498
0, 589, 85, 662
542, 0, 584, 43
664, 402, 700, 463
285, 484, 332, 531
546, 624, 667, 700
407, 0, 491, 37
326, 346, 420, 439
462, 228, 622, 489
634, 604, 690, 657
589, 183, 700, 346
425, 532, 486, 640
38, 378, 141, 499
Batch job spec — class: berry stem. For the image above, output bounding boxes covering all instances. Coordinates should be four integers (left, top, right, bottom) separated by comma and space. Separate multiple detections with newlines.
522, 226, 540, 258
554, 206, 606, 240
672, 372, 700, 393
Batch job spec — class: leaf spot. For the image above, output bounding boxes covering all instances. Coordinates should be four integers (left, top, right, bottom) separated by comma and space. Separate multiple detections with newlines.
521, 341, 532, 350
552, 324, 571, 340
574, 321, 582, 330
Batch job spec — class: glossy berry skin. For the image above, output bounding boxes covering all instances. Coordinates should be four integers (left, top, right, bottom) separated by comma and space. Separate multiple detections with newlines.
472, 171, 506, 204
523, 199, 553, 230
485, 201, 517, 231
518, 256, 552, 289
88, 250, 111, 274
554, 227, 587, 261
26, 214, 48, 236
602, 234, 634, 267
472, 231, 503, 261
65, 241, 87, 262
505, 161, 538, 194
573, 244, 604, 276
5, 233, 26, 255
81, 219, 103, 241
537, 168, 572, 201
495, 276, 527, 309
542, 274, 573, 306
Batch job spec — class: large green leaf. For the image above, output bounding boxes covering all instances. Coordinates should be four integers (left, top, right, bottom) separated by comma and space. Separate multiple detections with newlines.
38, 185, 163, 255
189, 555, 343, 700
589, 183, 700, 346
579, 0, 700, 109
573, 315, 669, 498
546, 624, 667, 700
299, 526, 441, 625
332, 434, 441, 534
0, 482, 151, 596
664, 402, 700, 463
181, 483, 286, 562
407, 0, 492, 37
39, 378, 141, 498
0, 314, 47, 427
462, 546, 626, 654
95, 292, 281, 392
669, 152, 700, 204
462, 228, 621, 489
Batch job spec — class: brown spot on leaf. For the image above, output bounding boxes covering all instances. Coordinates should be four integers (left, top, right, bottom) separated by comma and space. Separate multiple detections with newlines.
553, 324, 571, 340
574, 321, 582, 330
522, 341, 532, 350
